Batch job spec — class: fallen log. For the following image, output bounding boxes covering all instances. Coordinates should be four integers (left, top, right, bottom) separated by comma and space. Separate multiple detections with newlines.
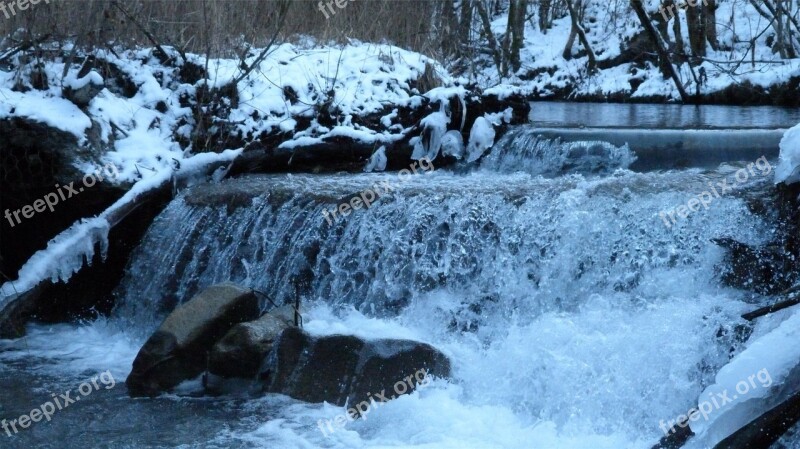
0, 152, 239, 338
713, 388, 800, 449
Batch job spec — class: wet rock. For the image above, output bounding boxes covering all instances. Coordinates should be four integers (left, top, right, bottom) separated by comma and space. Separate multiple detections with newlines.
712, 237, 797, 295
126, 283, 259, 397
209, 305, 295, 378
259, 327, 451, 407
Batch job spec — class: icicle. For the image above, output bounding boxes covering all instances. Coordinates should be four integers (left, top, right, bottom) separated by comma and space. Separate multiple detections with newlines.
364, 145, 388, 172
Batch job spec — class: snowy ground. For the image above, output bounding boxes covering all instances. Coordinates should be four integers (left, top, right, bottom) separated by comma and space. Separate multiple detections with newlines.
473, 0, 800, 101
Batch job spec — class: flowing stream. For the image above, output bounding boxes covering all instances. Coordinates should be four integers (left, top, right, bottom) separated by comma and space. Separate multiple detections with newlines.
1, 114, 798, 448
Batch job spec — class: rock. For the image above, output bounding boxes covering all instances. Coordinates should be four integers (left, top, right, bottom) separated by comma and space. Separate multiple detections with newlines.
209, 305, 295, 378
712, 237, 796, 295
259, 327, 451, 408
126, 283, 259, 397
62, 71, 104, 107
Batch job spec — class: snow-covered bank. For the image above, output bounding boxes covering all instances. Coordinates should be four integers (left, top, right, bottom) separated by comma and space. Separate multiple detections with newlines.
0, 41, 453, 178
468, 0, 800, 105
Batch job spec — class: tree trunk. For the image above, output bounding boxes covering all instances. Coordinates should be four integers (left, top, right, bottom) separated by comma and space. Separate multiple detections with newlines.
775, 0, 800, 49
686, 2, 706, 56
509, 0, 527, 72
476, 0, 503, 75
766, 0, 799, 57
459, 0, 474, 52
704, 0, 719, 50
630, 0, 691, 102
565, 0, 597, 72
655, 0, 670, 42
539, 0, 553, 32
501, 0, 517, 76
712, 388, 800, 449
563, 23, 578, 59
441, 0, 460, 57
672, 2, 687, 61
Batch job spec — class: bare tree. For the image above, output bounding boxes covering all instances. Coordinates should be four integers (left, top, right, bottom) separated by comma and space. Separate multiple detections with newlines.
686, 2, 707, 56
503, 0, 528, 74
476, 0, 504, 74
704, 0, 719, 50
564, 0, 597, 72
630, 0, 691, 102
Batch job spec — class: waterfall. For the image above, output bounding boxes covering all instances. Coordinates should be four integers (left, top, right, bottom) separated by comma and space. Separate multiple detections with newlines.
479, 128, 637, 176
5, 125, 791, 448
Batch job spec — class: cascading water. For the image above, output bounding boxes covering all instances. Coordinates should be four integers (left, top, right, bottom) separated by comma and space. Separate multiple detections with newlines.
1, 127, 796, 449
481, 128, 637, 176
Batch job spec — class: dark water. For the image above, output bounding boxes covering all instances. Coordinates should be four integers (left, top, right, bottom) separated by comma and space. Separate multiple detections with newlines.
530, 101, 800, 129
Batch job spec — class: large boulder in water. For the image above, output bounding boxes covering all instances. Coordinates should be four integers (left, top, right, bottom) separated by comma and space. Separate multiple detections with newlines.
126, 283, 259, 397
259, 327, 451, 408
209, 305, 295, 378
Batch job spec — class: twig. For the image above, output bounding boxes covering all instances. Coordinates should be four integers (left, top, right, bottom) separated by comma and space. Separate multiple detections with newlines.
110, 1, 174, 65
742, 285, 800, 321
0, 34, 51, 65
234, 0, 291, 85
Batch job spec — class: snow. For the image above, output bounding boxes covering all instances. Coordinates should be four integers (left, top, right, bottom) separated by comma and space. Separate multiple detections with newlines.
64, 70, 104, 90
0, 90, 91, 138
776, 122, 800, 185
1, 39, 461, 307
473, 0, 800, 101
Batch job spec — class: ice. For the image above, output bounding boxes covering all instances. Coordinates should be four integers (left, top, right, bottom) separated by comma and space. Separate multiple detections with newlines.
776, 122, 800, 185
0, 218, 110, 306
416, 100, 451, 161
364, 146, 388, 172
688, 309, 800, 447
466, 116, 496, 162
441, 130, 465, 159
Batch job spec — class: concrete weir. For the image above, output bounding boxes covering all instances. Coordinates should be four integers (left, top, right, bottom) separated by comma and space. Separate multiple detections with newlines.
531, 127, 788, 170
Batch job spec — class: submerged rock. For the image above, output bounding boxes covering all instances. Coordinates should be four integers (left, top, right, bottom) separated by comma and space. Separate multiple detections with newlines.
126, 283, 259, 397
259, 327, 451, 408
209, 305, 295, 378
712, 237, 797, 295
